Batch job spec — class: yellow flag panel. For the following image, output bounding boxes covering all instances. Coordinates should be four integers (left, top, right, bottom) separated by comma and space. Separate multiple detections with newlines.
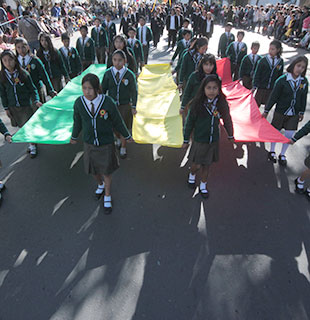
132, 64, 183, 148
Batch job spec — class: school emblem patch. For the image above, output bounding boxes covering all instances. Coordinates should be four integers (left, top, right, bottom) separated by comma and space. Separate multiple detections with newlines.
122, 79, 129, 86
100, 109, 108, 119
86, 42, 90, 47
31, 64, 36, 70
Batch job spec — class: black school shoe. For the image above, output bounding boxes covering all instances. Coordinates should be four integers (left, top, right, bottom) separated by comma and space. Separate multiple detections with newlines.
199, 187, 209, 199
294, 178, 305, 194
0, 182, 5, 192
267, 152, 277, 163
305, 189, 310, 201
103, 198, 113, 214
278, 155, 287, 166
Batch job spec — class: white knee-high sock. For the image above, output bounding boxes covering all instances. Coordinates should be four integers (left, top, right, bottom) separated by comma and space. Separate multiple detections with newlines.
280, 130, 295, 155
270, 142, 276, 153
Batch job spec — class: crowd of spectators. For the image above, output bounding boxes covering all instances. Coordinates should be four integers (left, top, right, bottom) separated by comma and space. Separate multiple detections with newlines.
0, 0, 309, 54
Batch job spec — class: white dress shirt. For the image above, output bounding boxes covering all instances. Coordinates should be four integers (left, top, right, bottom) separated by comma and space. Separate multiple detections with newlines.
83, 94, 102, 114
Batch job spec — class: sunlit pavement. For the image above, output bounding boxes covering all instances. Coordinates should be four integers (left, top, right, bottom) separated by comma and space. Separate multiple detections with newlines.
0, 23, 310, 320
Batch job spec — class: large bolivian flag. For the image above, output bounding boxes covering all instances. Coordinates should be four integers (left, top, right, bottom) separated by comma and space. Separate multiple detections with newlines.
12, 64, 107, 144
132, 64, 183, 148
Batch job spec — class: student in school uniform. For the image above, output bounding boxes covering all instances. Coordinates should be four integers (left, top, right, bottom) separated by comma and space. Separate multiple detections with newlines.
76, 26, 96, 71
290, 120, 310, 200
37, 33, 69, 93
127, 26, 144, 71
179, 37, 208, 90
130, 7, 139, 28
239, 41, 262, 90
102, 50, 137, 159
225, 31, 247, 81
217, 22, 234, 58
0, 118, 12, 206
102, 13, 116, 45
181, 53, 217, 115
15, 37, 57, 103
177, 18, 193, 42
107, 35, 137, 74
71, 73, 132, 214
119, 11, 131, 37
91, 17, 109, 64
136, 16, 153, 65
200, 11, 214, 39
151, 11, 164, 48
0, 50, 42, 158
171, 29, 191, 66
253, 39, 284, 108
192, 7, 201, 36
262, 56, 308, 166
60, 33, 82, 80
183, 75, 234, 198
166, 8, 179, 49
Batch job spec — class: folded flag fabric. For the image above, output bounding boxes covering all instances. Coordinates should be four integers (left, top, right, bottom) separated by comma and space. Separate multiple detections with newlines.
216, 58, 232, 85
222, 81, 290, 143
132, 63, 183, 148
12, 64, 107, 144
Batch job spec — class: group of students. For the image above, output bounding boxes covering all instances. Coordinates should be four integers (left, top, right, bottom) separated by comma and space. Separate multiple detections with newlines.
0, 13, 310, 210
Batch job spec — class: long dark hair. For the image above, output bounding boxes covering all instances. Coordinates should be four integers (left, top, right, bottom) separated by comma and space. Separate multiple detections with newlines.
287, 56, 308, 77
191, 37, 208, 54
14, 37, 31, 56
82, 73, 102, 95
0, 50, 27, 84
110, 34, 136, 73
189, 74, 223, 117
197, 53, 217, 80
37, 33, 59, 62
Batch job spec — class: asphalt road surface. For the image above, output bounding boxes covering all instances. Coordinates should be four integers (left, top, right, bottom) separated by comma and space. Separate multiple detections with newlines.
0, 23, 310, 320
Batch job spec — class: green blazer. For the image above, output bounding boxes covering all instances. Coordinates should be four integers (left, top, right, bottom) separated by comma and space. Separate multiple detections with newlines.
218, 32, 235, 58
101, 67, 137, 107
0, 118, 10, 136
136, 26, 153, 46
102, 21, 116, 44
60, 47, 82, 76
184, 95, 234, 143
21, 56, 54, 94
91, 26, 109, 48
76, 37, 95, 62
292, 120, 310, 142
172, 39, 188, 62
41, 49, 69, 80
0, 70, 39, 109
253, 56, 284, 89
226, 41, 248, 65
177, 27, 193, 42
179, 50, 202, 84
71, 94, 131, 145
239, 54, 262, 78
264, 74, 308, 116
127, 38, 144, 62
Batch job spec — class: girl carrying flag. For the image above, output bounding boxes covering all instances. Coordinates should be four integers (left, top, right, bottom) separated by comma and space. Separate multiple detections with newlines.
15, 37, 57, 103
253, 40, 284, 107
263, 56, 308, 166
102, 50, 137, 159
37, 33, 69, 93
107, 35, 137, 74
179, 37, 208, 89
181, 53, 217, 115
0, 50, 42, 158
71, 73, 132, 214
183, 75, 234, 198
